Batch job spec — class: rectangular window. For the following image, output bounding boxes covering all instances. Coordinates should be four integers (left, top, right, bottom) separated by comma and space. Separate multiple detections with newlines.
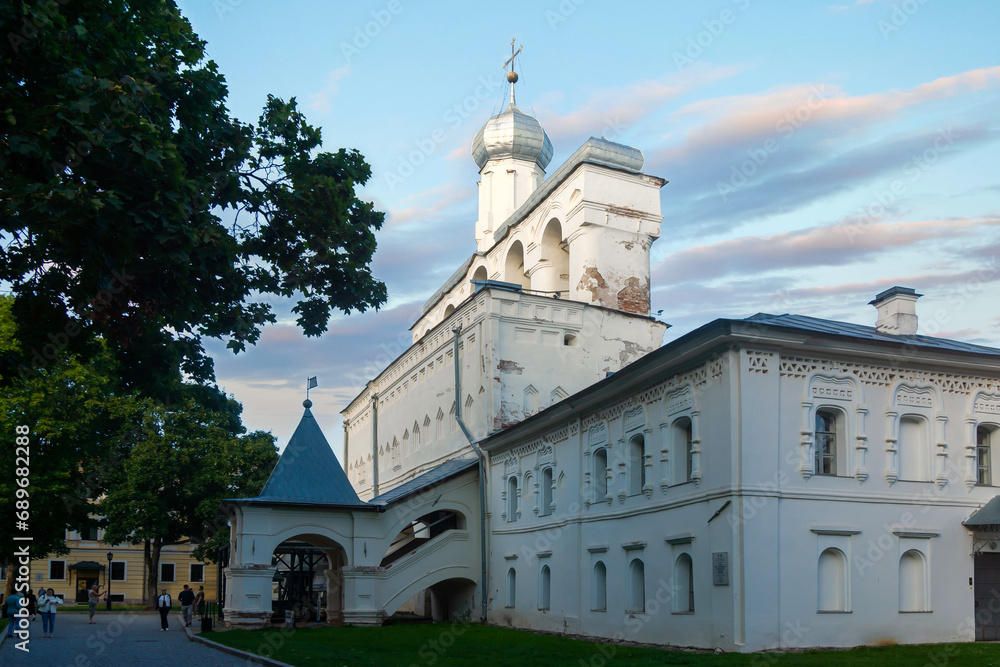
110, 561, 126, 582
978, 426, 993, 486
814, 411, 838, 475
160, 562, 175, 583
49, 560, 66, 581
82, 525, 100, 541
190, 563, 205, 583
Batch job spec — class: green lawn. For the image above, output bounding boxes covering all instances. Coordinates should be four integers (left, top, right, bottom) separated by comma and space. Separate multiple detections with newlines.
204, 623, 1000, 667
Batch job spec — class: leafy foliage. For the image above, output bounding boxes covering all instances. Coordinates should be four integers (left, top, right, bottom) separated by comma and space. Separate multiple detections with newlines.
0, 0, 387, 397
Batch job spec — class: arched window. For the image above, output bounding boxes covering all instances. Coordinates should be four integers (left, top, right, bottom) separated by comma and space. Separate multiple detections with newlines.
627, 558, 645, 612
505, 568, 516, 608
524, 385, 539, 417
672, 417, 693, 483
814, 409, 843, 476
538, 218, 569, 294
817, 548, 848, 612
898, 416, 929, 481
899, 550, 928, 612
592, 561, 607, 611
435, 408, 444, 440
402, 430, 409, 457
978, 425, 996, 486
449, 402, 458, 434
629, 434, 646, 495
391, 437, 400, 467
593, 448, 608, 502
412, 422, 420, 450
444, 303, 456, 318
507, 476, 519, 522
504, 240, 529, 290
539, 564, 551, 610
540, 467, 553, 516
673, 553, 694, 612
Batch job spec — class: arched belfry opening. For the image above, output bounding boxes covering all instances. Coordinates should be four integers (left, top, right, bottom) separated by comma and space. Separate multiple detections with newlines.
505, 240, 530, 290
534, 218, 569, 294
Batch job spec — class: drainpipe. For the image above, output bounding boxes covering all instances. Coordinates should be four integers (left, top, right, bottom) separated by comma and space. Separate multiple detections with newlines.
370, 385, 379, 497
453, 325, 489, 622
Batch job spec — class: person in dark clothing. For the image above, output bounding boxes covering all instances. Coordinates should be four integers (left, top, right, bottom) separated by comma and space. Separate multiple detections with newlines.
156, 588, 172, 631
26, 589, 37, 622
194, 586, 206, 619
178, 584, 195, 627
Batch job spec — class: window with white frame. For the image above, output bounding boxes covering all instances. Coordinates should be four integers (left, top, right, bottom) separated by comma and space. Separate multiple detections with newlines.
505, 568, 516, 608
817, 548, 848, 612
110, 561, 126, 582
160, 562, 175, 583
190, 563, 205, 583
507, 476, 519, 522
671, 417, 693, 483
899, 550, 929, 612
540, 466, 553, 516
898, 416, 930, 481
628, 434, 645, 495
539, 564, 551, 610
673, 553, 694, 613
814, 409, 846, 476
978, 425, 996, 487
593, 448, 608, 502
592, 561, 607, 611
627, 558, 645, 613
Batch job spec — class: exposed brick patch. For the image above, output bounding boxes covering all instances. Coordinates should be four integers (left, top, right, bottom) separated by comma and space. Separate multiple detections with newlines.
617, 276, 649, 315
498, 360, 523, 374
577, 265, 609, 304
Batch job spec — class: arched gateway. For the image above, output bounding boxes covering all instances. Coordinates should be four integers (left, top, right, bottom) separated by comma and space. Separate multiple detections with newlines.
221, 401, 481, 628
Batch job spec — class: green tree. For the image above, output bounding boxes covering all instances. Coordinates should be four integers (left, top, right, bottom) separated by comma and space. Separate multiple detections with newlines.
1, 0, 386, 398
99, 392, 277, 604
0, 297, 141, 598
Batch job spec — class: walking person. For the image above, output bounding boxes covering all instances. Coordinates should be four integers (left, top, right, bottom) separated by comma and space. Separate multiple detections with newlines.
87, 583, 103, 623
178, 584, 195, 627
194, 586, 206, 620
26, 588, 37, 622
4, 589, 23, 637
37, 588, 62, 637
156, 588, 172, 631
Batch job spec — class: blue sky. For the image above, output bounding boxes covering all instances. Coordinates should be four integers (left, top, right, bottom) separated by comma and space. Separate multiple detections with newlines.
174, 0, 1000, 453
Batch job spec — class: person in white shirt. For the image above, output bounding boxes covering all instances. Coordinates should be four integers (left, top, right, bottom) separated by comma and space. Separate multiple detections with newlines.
156, 588, 172, 631
36, 588, 62, 638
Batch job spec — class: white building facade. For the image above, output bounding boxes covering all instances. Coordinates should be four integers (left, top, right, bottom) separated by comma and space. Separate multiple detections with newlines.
222, 81, 1000, 650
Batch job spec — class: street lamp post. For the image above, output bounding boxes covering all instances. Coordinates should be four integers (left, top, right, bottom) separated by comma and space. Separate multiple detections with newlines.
106, 552, 113, 611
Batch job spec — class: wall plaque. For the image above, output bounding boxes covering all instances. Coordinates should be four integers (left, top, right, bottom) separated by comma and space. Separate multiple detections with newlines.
712, 552, 729, 586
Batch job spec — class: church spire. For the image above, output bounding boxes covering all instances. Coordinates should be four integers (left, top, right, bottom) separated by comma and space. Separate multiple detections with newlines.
503, 38, 522, 107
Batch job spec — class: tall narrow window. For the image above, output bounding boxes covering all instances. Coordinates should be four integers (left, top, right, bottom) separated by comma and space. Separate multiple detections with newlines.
899, 550, 928, 612
507, 476, 519, 522
593, 448, 608, 502
978, 426, 994, 486
627, 559, 645, 612
435, 408, 444, 440
673, 554, 694, 613
629, 434, 646, 495
539, 565, 551, 610
817, 548, 848, 612
815, 410, 837, 475
540, 467, 553, 516
592, 561, 607, 611
898, 416, 929, 481
506, 568, 516, 608
671, 417, 694, 483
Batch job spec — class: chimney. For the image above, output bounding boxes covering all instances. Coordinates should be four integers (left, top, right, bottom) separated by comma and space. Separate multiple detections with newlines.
869, 286, 922, 336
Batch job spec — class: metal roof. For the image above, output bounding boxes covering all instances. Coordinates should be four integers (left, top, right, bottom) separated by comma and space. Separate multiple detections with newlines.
745, 313, 1000, 356
229, 405, 369, 508
68, 561, 106, 570
472, 103, 553, 170
964, 496, 1000, 529
370, 457, 478, 507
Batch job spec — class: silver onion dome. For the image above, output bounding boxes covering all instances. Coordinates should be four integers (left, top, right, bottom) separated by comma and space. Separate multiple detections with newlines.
471, 103, 553, 171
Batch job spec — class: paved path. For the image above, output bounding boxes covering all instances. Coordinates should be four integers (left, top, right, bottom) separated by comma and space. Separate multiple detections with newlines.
1, 610, 252, 666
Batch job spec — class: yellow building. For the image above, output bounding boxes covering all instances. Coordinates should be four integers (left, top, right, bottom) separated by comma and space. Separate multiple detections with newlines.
24, 527, 218, 606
